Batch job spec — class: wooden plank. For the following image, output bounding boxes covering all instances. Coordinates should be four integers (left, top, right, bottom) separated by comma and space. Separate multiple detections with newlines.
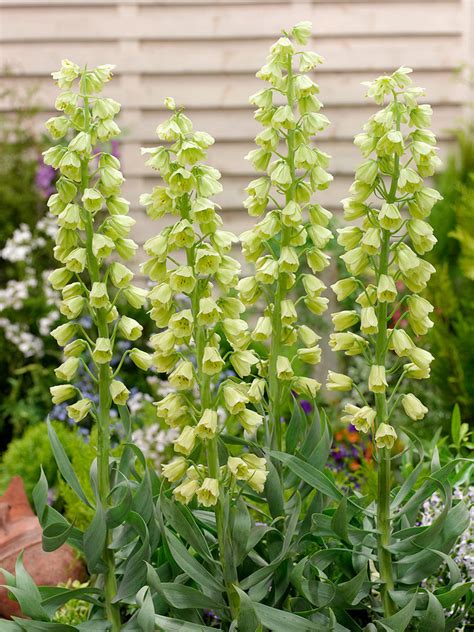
0, 3, 462, 41
0, 71, 466, 110
0, 35, 463, 75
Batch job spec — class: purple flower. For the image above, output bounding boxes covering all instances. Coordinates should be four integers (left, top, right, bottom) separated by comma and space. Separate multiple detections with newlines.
300, 399, 313, 414
36, 159, 56, 197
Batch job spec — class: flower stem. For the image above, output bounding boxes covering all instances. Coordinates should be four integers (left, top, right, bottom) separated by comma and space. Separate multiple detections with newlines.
185, 199, 240, 624
374, 98, 401, 617
80, 73, 121, 631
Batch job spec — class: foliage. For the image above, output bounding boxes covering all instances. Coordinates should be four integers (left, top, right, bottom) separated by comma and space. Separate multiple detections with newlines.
0, 420, 84, 499
1, 26, 472, 632
425, 121, 474, 427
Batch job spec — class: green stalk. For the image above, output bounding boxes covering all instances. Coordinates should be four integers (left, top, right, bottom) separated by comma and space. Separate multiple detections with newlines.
374, 230, 395, 617
374, 97, 401, 617
80, 73, 121, 631
268, 53, 296, 453
184, 198, 240, 624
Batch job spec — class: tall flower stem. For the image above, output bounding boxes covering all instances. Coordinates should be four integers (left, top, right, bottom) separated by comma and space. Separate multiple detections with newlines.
268, 56, 295, 454
374, 230, 395, 616
374, 100, 401, 617
80, 76, 121, 631
184, 202, 240, 623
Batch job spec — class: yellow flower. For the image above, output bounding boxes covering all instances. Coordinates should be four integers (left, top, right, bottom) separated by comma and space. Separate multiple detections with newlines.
50, 384, 76, 405
169, 361, 195, 389
129, 348, 153, 371
92, 338, 113, 364
173, 426, 197, 456
162, 457, 188, 483
196, 478, 219, 507
109, 380, 130, 406
377, 275, 397, 303
276, 356, 294, 380
173, 478, 199, 505
202, 347, 224, 377
223, 383, 249, 415
402, 394, 428, 420
55, 357, 80, 382
236, 408, 263, 434
196, 409, 218, 440
331, 310, 359, 332
375, 423, 397, 450
327, 371, 352, 392
67, 398, 92, 423
368, 365, 388, 393
230, 350, 259, 378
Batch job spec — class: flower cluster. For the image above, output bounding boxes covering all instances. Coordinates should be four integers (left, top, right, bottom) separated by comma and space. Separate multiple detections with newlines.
239, 21, 332, 448
45, 59, 150, 423
141, 99, 267, 507
328, 66, 440, 447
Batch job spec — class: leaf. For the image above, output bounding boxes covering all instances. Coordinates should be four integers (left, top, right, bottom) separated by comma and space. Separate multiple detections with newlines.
236, 586, 261, 632
83, 502, 106, 574
391, 427, 425, 510
331, 497, 350, 544
336, 564, 369, 606
153, 616, 219, 631
0, 622, 22, 632
12, 621, 77, 632
165, 529, 223, 594
232, 498, 251, 566
435, 581, 473, 609
271, 451, 342, 502
418, 591, 445, 632
6, 553, 49, 621
42, 520, 76, 553
136, 586, 155, 632
451, 404, 461, 449
379, 591, 417, 632
114, 512, 150, 602
47, 419, 92, 508
286, 397, 306, 455
251, 599, 338, 631
41, 586, 101, 618
264, 457, 285, 519
160, 495, 213, 563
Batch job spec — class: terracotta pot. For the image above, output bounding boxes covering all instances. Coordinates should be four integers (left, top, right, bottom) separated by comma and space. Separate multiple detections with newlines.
0, 476, 85, 619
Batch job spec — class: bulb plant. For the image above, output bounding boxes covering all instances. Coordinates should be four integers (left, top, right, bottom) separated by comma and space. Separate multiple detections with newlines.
1, 31, 471, 632
140, 99, 269, 626
239, 21, 332, 454
1, 61, 162, 629
320, 67, 471, 627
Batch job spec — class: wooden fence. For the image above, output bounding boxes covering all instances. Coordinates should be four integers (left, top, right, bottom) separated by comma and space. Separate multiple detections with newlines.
0, 0, 472, 247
